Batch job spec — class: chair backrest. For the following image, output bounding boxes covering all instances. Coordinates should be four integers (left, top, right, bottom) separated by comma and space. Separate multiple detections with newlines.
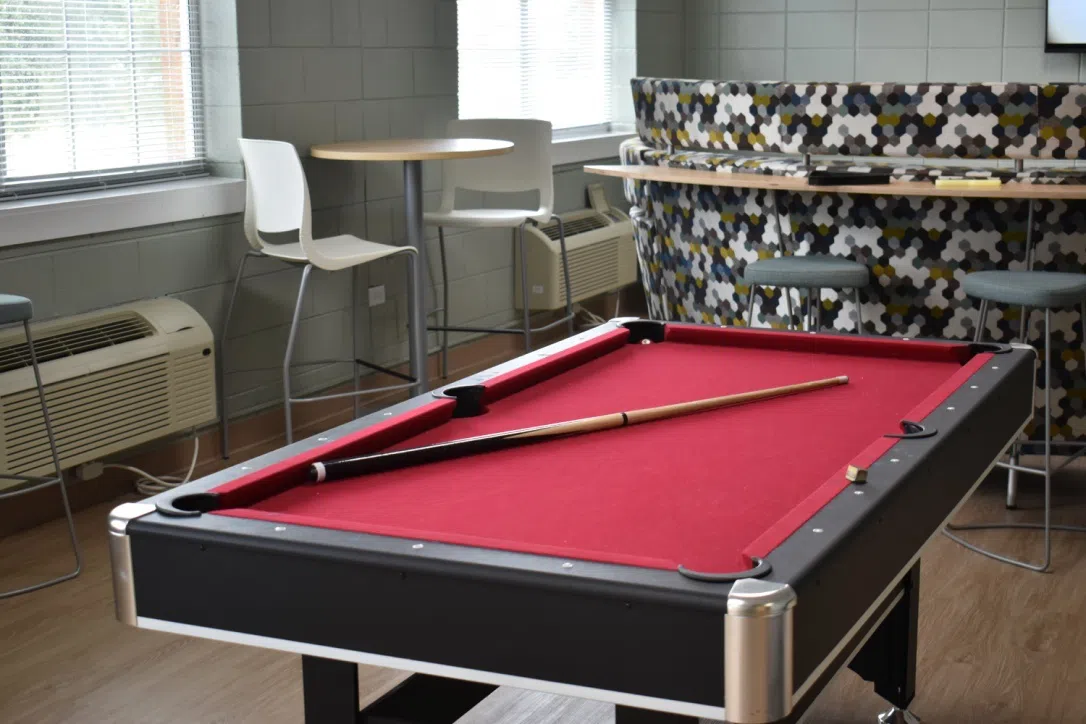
438, 118, 554, 217
238, 138, 314, 254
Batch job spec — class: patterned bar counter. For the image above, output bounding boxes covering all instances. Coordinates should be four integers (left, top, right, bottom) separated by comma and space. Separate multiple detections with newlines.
621, 78, 1086, 437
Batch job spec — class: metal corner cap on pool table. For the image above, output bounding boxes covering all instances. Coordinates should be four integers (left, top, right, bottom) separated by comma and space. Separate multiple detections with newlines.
725, 580, 797, 724
108, 502, 155, 627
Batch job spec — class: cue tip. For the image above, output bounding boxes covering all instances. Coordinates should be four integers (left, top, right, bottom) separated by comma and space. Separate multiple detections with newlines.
310, 462, 326, 483
838, 375, 849, 384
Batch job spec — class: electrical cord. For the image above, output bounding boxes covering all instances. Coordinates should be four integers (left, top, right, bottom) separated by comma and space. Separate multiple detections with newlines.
106, 437, 201, 497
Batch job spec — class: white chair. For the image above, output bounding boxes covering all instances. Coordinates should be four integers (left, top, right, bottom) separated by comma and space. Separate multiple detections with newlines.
424, 119, 573, 377
219, 139, 421, 453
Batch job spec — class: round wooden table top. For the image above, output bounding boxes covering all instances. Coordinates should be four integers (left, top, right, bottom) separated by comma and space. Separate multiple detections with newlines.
310, 137, 514, 162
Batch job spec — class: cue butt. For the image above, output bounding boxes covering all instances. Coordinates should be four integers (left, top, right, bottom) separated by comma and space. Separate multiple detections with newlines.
311, 462, 327, 483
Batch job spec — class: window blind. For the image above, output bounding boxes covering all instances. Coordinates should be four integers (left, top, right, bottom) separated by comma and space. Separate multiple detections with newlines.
458, 0, 614, 134
0, 0, 205, 198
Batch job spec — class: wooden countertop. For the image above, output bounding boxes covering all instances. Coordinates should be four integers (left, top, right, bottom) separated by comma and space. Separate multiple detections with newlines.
311, 138, 514, 162
584, 164, 1086, 200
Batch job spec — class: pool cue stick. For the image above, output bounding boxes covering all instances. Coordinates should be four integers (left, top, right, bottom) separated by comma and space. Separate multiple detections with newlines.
307, 375, 848, 484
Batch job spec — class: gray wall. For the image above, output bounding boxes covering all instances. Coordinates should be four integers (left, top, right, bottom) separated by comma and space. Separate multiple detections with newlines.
685, 0, 1086, 84
0, 0, 684, 422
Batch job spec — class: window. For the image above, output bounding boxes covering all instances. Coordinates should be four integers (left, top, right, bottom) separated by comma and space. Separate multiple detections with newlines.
0, 0, 204, 198
458, 0, 615, 136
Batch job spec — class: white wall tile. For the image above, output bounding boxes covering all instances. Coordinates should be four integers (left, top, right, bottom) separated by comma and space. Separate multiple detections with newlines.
787, 12, 856, 48
721, 0, 785, 11
269, 0, 332, 47
930, 0, 1002, 8
1003, 47, 1081, 82
927, 48, 1003, 81
788, 0, 856, 10
856, 48, 927, 82
720, 13, 786, 48
719, 48, 786, 78
930, 10, 1003, 48
331, 0, 361, 46
362, 48, 415, 99
857, 11, 927, 48
303, 48, 363, 101
1004, 8, 1045, 48
857, 0, 927, 9
786, 48, 856, 81
387, 0, 436, 47
235, 0, 271, 47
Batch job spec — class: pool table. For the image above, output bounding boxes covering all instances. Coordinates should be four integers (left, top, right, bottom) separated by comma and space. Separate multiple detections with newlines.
109, 320, 1034, 724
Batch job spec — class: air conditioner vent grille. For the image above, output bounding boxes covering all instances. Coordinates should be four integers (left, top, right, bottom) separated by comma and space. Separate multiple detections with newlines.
0, 314, 154, 373
538, 213, 608, 240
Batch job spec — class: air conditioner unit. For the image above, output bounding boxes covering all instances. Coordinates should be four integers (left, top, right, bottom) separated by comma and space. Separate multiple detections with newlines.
515, 184, 637, 312
0, 298, 216, 486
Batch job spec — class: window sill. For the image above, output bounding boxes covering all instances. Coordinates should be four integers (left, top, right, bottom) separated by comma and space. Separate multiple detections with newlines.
0, 176, 246, 249
552, 130, 636, 167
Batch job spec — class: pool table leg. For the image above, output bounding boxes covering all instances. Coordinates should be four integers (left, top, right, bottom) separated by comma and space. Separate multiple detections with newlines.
302, 656, 358, 724
847, 563, 920, 712
615, 705, 700, 723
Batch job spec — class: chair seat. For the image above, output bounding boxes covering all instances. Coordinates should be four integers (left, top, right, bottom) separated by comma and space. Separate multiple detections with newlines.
425, 208, 547, 228
963, 270, 1086, 308
742, 255, 869, 289
260, 235, 409, 272
0, 294, 33, 325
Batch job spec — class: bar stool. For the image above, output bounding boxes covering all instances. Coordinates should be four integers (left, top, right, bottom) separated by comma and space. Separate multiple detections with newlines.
743, 190, 868, 332
944, 263, 1086, 571
0, 295, 82, 598
425, 118, 574, 378
220, 139, 422, 455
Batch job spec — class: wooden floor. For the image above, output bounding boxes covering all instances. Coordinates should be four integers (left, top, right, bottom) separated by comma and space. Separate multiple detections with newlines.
2, 457, 1086, 721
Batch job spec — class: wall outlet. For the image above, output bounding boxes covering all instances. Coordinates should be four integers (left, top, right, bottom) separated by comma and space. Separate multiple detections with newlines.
368, 285, 386, 307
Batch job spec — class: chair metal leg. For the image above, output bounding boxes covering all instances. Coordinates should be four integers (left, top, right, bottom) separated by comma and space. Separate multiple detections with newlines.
554, 215, 574, 337
517, 221, 532, 352
746, 285, 757, 327
352, 266, 360, 419
283, 264, 314, 445
404, 250, 424, 397
853, 287, 864, 334
438, 227, 449, 380
0, 321, 82, 599
218, 250, 255, 460
784, 287, 794, 331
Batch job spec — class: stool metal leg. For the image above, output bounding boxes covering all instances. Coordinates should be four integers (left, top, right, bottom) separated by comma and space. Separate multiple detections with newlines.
853, 287, 864, 334
784, 287, 794, 330
283, 264, 314, 445
0, 321, 82, 599
1006, 305, 1031, 509
352, 266, 360, 419
517, 221, 532, 352
438, 227, 449, 380
973, 299, 989, 343
746, 285, 758, 327
555, 214, 574, 337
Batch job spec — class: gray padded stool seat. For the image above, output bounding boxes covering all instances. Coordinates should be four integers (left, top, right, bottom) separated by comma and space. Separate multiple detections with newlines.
742, 255, 869, 332
962, 270, 1086, 308
0, 294, 33, 324
743, 255, 869, 289
0, 294, 82, 598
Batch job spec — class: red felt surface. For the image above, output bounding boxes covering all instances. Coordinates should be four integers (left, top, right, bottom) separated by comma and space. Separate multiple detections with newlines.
215, 329, 988, 574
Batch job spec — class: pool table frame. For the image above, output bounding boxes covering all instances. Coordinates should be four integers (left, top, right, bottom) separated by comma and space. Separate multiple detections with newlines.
109, 320, 1035, 724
